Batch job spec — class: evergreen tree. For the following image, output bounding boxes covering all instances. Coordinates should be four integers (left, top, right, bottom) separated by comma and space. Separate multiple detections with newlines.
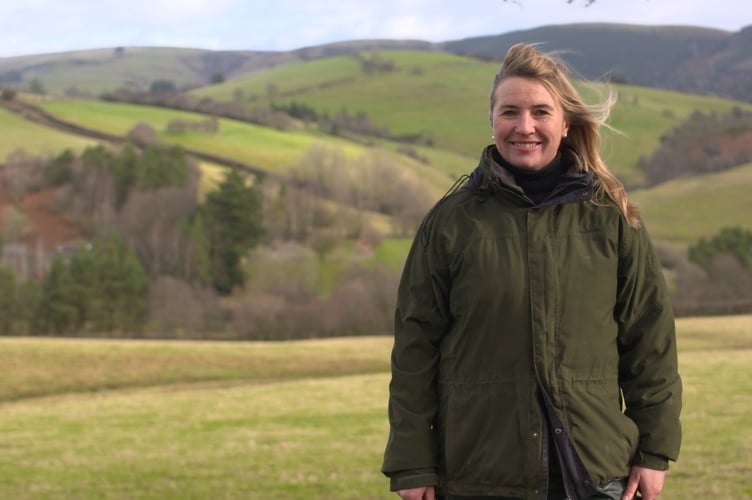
203, 169, 264, 293
136, 144, 188, 190
36, 237, 150, 335
44, 148, 75, 186
69, 236, 150, 333
37, 256, 79, 335
110, 144, 138, 207
0, 267, 15, 335
15, 280, 41, 335
81, 144, 115, 168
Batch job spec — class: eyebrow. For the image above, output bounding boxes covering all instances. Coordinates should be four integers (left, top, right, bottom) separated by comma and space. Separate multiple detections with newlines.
498, 103, 555, 110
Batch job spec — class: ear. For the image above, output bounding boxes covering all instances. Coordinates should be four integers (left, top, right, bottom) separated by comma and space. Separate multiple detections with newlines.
563, 120, 570, 138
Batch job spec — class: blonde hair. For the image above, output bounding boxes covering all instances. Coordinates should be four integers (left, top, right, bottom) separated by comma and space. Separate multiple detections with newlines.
489, 43, 640, 228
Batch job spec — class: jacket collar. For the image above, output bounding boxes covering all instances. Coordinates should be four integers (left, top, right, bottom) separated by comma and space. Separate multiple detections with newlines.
467, 145, 595, 206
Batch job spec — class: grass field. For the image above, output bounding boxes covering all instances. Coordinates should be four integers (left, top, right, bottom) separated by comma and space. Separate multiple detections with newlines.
35, 98, 460, 195
0, 315, 750, 499
632, 162, 752, 249
192, 50, 752, 186
0, 107, 98, 159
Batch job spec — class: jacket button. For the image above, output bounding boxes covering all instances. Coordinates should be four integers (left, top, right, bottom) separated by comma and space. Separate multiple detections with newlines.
554, 427, 563, 434
531, 432, 539, 439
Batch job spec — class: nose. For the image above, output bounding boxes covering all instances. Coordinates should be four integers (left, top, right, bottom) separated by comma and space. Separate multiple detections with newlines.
515, 112, 534, 135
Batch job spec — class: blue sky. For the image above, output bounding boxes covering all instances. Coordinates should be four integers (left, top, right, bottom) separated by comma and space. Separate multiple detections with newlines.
2, 0, 749, 58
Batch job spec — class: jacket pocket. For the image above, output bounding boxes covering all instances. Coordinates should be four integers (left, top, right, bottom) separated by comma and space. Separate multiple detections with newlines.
564, 380, 638, 483
439, 381, 530, 488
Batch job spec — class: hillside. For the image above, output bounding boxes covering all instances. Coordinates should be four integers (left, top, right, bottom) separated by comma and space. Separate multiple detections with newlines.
190, 50, 752, 186
1, 46, 751, 333
3, 50, 751, 242
0, 23, 750, 101
443, 23, 752, 102
633, 163, 752, 249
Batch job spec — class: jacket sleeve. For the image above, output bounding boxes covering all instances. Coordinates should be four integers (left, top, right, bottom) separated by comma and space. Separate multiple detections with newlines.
615, 219, 682, 468
381, 215, 453, 491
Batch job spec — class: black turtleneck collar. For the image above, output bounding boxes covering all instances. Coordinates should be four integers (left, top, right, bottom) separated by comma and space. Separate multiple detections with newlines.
491, 149, 568, 204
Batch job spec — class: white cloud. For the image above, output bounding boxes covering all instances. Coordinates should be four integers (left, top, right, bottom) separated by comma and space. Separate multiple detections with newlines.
0, 0, 748, 57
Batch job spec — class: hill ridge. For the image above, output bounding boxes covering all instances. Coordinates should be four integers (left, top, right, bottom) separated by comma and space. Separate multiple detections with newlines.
1, 23, 750, 101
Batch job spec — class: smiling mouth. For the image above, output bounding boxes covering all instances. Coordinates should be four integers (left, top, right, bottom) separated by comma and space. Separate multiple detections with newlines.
511, 141, 541, 149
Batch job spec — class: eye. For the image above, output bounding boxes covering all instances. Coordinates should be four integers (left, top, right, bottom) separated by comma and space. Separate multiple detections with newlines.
533, 108, 551, 117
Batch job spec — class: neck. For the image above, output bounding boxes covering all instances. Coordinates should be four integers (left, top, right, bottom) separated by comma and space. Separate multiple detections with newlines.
493, 150, 566, 203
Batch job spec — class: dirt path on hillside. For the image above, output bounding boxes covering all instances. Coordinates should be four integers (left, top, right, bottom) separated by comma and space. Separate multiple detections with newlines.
0, 97, 274, 180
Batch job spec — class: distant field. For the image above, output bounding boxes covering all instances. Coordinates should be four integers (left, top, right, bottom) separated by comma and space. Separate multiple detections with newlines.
605, 84, 752, 185
0, 315, 750, 499
193, 50, 752, 186
632, 162, 752, 248
0, 106, 97, 159
36, 98, 458, 196
3, 47, 219, 95
38, 99, 349, 172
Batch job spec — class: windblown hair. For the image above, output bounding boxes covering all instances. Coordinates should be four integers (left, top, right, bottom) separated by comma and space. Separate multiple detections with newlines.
489, 43, 640, 228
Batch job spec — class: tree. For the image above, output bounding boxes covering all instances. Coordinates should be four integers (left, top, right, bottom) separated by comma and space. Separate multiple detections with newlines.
36, 255, 79, 335
29, 78, 46, 95
36, 236, 150, 335
44, 149, 75, 186
150, 79, 177, 94
180, 212, 211, 285
14, 280, 41, 335
135, 144, 189, 189
688, 226, 752, 270
202, 169, 264, 293
69, 236, 150, 333
0, 267, 15, 335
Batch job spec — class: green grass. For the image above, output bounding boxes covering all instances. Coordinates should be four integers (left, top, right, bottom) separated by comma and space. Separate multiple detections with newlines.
195, 55, 366, 101
669, 315, 752, 499
0, 336, 390, 402
632, 162, 752, 249
0, 315, 750, 499
10, 47, 219, 95
38, 99, 366, 174
0, 107, 97, 159
28, 52, 752, 233
604, 84, 752, 185
192, 50, 752, 186
36, 98, 457, 195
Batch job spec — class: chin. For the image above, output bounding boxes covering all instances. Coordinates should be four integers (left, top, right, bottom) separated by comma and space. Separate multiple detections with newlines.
511, 159, 543, 171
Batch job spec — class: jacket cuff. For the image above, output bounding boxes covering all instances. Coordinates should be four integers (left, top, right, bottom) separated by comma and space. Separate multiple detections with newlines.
633, 450, 670, 470
388, 469, 438, 491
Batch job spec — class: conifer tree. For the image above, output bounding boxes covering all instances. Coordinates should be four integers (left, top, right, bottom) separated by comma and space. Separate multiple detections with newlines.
203, 169, 264, 293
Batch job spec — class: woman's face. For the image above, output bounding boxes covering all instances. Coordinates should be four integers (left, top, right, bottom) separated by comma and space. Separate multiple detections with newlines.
490, 76, 569, 171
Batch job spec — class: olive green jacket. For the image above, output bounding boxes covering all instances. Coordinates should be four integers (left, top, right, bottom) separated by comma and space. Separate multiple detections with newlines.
382, 146, 682, 498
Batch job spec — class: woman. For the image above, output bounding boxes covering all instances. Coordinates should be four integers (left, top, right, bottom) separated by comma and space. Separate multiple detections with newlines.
382, 44, 682, 500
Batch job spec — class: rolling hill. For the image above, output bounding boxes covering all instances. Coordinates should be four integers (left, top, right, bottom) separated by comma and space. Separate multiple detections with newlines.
1, 23, 751, 101
0, 42, 751, 307
443, 23, 752, 102
2, 46, 751, 246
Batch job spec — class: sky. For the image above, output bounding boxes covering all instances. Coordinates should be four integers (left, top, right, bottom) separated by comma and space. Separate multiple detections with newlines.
1, 0, 749, 58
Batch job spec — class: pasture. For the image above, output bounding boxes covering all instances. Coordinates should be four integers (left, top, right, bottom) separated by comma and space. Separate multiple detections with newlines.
633, 162, 752, 249
0, 106, 97, 159
0, 315, 750, 499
